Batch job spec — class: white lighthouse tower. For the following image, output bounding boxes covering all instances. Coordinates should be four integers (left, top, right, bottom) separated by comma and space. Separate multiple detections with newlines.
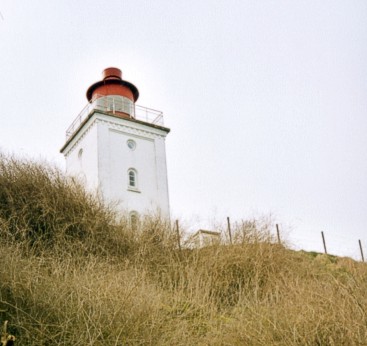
60, 67, 170, 219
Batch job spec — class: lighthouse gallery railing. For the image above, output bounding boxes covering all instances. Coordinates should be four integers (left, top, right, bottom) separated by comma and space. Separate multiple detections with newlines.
66, 95, 164, 140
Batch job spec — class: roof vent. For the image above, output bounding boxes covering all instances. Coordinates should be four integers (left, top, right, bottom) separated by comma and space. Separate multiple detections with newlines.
102, 67, 122, 80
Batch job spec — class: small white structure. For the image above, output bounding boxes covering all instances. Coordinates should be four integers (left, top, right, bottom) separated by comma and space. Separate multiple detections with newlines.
191, 230, 221, 248
60, 68, 170, 219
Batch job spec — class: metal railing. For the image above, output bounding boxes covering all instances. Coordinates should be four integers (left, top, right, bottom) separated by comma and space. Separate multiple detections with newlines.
66, 95, 164, 139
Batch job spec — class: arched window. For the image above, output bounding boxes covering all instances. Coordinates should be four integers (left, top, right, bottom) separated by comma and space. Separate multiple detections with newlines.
127, 168, 138, 190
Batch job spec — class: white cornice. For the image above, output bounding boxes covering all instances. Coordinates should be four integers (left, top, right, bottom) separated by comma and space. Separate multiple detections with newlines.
62, 112, 167, 157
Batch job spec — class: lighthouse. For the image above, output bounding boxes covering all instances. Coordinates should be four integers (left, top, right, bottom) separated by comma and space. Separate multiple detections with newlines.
60, 67, 170, 219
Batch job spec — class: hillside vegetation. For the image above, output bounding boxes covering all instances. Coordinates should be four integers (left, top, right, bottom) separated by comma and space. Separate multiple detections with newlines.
0, 154, 367, 345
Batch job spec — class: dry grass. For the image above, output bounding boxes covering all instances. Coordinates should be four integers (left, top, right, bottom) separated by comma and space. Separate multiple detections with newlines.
1, 154, 367, 345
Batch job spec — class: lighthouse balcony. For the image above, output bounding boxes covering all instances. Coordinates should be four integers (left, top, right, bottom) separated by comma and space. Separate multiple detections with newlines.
66, 94, 164, 139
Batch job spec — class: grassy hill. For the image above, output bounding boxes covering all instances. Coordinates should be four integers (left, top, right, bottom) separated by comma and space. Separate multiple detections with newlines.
1, 154, 367, 345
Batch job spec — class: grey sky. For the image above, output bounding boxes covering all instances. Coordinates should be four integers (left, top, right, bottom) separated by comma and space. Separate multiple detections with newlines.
1, 1, 366, 258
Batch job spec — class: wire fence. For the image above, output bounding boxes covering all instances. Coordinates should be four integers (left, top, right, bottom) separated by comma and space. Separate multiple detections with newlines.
286, 228, 365, 261
176, 217, 366, 262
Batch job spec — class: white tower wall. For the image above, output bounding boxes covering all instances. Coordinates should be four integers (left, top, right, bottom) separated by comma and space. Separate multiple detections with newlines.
62, 112, 170, 218
63, 119, 99, 192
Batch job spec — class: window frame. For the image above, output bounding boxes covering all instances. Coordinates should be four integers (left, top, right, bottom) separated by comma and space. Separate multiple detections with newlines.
127, 168, 139, 192
127, 139, 136, 150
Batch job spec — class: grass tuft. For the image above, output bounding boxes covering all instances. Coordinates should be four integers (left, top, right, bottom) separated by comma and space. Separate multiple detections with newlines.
1, 154, 367, 345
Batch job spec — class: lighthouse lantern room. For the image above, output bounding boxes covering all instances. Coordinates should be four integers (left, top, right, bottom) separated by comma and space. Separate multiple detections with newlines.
60, 67, 170, 219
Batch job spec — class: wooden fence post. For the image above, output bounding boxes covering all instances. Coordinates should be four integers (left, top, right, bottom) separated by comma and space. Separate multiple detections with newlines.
227, 217, 232, 244
175, 220, 181, 252
276, 224, 281, 244
359, 239, 364, 262
321, 231, 327, 255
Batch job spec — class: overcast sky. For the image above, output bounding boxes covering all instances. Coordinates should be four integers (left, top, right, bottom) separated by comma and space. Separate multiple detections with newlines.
1, 1, 366, 259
